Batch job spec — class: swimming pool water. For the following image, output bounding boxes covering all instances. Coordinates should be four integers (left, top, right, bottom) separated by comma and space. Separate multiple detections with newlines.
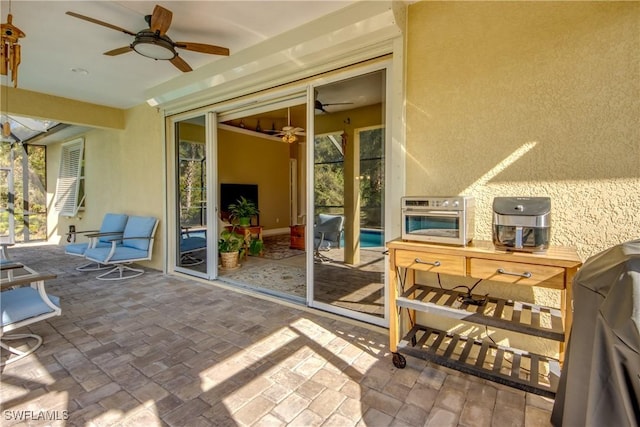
340, 229, 384, 248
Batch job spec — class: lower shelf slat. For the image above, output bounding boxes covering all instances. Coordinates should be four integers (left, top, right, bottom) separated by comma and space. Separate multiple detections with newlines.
397, 324, 560, 398
397, 283, 565, 341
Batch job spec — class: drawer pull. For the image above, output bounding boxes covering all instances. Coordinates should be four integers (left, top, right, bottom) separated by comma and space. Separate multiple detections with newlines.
415, 258, 441, 267
497, 268, 532, 278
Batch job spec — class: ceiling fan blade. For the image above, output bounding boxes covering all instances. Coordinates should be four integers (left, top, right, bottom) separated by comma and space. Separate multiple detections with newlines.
104, 46, 133, 56
323, 102, 354, 106
150, 5, 172, 36
170, 55, 193, 72
314, 100, 328, 113
66, 11, 136, 36
175, 42, 230, 56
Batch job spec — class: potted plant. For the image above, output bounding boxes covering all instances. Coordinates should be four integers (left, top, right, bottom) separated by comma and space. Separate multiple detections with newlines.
218, 227, 245, 269
248, 236, 264, 256
228, 196, 259, 227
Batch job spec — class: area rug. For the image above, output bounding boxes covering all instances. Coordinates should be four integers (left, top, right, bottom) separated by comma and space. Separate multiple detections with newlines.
262, 234, 305, 260
222, 263, 306, 298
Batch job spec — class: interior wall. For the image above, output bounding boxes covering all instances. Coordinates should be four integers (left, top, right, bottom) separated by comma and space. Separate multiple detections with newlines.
406, 1, 639, 261
49, 104, 164, 270
217, 128, 291, 230
315, 104, 383, 136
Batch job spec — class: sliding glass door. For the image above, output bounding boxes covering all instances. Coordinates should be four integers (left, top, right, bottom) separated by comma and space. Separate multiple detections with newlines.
310, 68, 389, 327
215, 97, 307, 300
166, 67, 393, 328
171, 112, 217, 279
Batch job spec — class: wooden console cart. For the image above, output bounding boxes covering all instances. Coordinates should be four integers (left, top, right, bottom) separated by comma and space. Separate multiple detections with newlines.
387, 239, 581, 397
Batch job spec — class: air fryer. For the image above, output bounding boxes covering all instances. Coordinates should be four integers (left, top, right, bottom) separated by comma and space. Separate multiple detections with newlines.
492, 197, 551, 252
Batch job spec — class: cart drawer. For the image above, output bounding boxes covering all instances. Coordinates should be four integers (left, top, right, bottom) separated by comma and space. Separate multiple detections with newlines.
469, 259, 565, 289
395, 250, 466, 275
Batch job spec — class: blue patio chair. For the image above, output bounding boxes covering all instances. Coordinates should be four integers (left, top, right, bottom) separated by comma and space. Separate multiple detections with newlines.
1, 269, 61, 366
65, 213, 129, 271
83, 216, 159, 281
180, 228, 207, 266
314, 214, 345, 262
1, 260, 37, 281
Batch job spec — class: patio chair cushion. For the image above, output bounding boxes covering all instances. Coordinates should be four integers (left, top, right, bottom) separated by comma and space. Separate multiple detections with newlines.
122, 216, 157, 251
83, 246, 149, 263
65, 242, 89, 256
65, 240, 112, 256
181, 236, 206, 253
1, 287, 60, 327
97, 213, 129, 244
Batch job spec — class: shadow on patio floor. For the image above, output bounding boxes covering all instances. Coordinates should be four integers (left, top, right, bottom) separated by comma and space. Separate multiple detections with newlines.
0, 243, 554, 426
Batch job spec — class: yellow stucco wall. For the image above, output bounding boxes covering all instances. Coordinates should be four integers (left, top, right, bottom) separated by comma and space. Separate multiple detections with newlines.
406, 1, 639, 356
406, 1, 639, 260
50, 104, 164, 270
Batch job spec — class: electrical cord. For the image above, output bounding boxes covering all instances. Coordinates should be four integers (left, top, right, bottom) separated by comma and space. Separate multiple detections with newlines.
484, 325, 531, 375
436, 274, 488, 306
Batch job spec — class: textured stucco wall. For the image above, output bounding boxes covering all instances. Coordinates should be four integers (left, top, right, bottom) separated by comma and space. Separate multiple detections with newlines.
405, 1, 639, 356
406, 1, 639, 261
50, 104, 164, 270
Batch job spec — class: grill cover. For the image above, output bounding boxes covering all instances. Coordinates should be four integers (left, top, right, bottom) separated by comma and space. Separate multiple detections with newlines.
551, 239, 640, 427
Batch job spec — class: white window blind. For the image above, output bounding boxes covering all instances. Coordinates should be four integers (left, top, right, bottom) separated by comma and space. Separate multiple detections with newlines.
55, 138, 85, 217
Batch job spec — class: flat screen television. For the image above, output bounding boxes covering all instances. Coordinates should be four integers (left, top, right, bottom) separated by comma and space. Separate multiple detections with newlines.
220, 183, 259, 214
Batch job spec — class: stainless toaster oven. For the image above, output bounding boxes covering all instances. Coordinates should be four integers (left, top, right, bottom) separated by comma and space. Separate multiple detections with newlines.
401, 196, 475, 246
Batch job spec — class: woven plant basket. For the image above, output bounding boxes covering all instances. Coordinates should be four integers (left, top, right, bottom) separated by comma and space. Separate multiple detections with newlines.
220, 251, 239, 269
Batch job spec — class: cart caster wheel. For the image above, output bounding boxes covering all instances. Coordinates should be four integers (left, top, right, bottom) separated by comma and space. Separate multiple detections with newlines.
392, 352, 406, 369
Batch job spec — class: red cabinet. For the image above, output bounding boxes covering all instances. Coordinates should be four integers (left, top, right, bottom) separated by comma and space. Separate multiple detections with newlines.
290, 225, 305, 250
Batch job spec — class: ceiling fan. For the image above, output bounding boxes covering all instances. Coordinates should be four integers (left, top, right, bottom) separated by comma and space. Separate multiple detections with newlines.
314, 99, 353, 114
66, 4, 230, 72
273, 108, 305, 143
314, 89, 353, 113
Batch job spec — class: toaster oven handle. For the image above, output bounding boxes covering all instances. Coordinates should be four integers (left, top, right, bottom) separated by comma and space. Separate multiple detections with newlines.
496, 268, 532, 279
404, 210, 459, 217
415, 258, 441, 267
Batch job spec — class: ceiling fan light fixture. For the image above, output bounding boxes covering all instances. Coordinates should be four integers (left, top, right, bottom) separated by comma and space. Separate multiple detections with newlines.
132, 33, 176, 60
282, 133, 297, 144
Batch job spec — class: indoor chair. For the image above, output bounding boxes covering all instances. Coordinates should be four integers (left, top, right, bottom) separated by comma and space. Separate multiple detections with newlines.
65, 213, 129, 271
314, 214, 345, 262
1, 269, 61, 366
83, 216, 158, 281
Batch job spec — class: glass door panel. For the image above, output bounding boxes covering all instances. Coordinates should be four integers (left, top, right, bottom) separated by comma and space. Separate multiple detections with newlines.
215, 102, 307, 300
174, 115, 209, 277
311, 69, 387, 326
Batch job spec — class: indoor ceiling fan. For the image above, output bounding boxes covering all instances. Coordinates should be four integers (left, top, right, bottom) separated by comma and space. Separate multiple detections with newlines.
314, 89, 353, 113
273, 108, 305, 143
66, 4, 230, 72
314, 99, 354, 113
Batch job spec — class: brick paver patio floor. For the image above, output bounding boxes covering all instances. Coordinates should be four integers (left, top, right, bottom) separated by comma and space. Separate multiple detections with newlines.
0, 243, 554, 426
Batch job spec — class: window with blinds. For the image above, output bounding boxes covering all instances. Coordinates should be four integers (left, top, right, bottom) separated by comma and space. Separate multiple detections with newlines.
55, 138, 85, 217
